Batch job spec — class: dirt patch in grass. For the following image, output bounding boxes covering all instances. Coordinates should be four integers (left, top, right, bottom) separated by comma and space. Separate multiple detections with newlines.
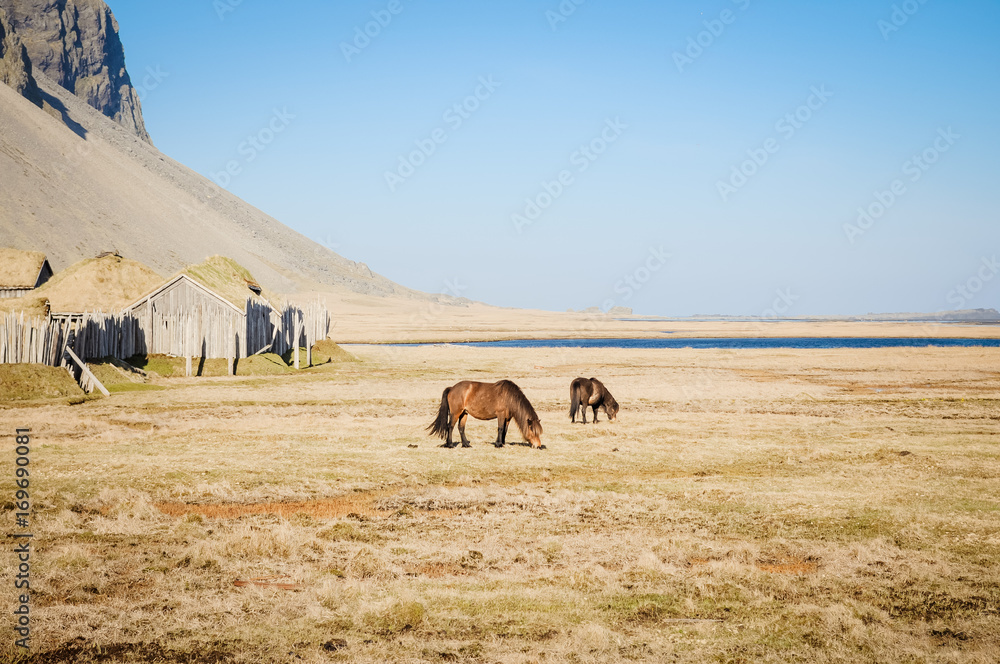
0, 363, 84, 401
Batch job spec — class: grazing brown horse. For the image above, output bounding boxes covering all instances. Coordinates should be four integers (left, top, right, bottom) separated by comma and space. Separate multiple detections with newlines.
570, 377, 619, 424
428, 380, 543, 449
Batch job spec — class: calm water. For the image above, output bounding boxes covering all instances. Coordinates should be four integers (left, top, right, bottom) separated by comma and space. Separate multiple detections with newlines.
449, 338, 1000, 350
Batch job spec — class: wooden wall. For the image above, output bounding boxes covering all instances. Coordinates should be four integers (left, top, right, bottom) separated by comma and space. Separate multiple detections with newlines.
0, 288, 35, 299
131, 279, 248, 358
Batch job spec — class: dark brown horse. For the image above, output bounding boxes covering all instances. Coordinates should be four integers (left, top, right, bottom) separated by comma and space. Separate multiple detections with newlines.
428, 380, 543, 449
570, 377, 619, 424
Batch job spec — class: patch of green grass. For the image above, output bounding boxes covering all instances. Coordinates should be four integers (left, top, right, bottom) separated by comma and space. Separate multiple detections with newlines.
126, 354, 189, 378
182, 256, 279, 308
235, 353, 294, 375
317, 522, 385, 543
280, 340, 358, 367
87, 359, 166, 394
793, 508, 897, 542
0, 363, 84, 401
602, 586, 745, 623
107, 383, 167, 394
125, 353, 298, 377
954, 498, 1000, 512
362, 600, 426, 635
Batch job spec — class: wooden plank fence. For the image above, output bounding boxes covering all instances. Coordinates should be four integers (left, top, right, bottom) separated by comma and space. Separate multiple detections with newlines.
0, 311, 71, 365
270, 301, 331, 357
1, 303, 331, 369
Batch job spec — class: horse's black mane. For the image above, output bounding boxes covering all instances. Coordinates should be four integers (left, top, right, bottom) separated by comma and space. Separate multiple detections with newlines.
495, 380, 543, 438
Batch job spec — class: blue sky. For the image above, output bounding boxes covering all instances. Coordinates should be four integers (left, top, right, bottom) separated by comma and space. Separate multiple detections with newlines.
112, 0, 1000, 316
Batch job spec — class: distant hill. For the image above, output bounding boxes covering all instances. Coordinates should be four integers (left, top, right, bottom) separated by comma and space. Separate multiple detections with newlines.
685, 309, 1000, 323
848, 309, 1000, 323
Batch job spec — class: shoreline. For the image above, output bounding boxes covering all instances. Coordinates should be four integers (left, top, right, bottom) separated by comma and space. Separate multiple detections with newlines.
331, 320, 1000, 345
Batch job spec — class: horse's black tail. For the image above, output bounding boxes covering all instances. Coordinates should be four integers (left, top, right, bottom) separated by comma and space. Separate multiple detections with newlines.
569, 380, 581, 421
427, 387, 452, 439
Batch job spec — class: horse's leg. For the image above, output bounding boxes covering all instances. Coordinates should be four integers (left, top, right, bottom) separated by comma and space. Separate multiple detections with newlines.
496, 417, 508, 446
592, 404, 599, 423
458, 411, 471, 448
495, 411, 507, 448
444, 403, 458, 448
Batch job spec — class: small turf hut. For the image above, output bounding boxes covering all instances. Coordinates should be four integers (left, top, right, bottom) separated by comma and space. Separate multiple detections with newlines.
38, 253, 164, 315
124, 257, 276, 359
0, 249, 53, 299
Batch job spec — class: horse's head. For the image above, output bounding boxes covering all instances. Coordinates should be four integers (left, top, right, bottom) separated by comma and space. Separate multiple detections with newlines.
526, 417, 543, 448
606, 400, 619, 422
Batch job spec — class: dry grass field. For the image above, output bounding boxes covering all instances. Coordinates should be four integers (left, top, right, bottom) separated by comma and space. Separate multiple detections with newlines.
2, 342, 1000, 663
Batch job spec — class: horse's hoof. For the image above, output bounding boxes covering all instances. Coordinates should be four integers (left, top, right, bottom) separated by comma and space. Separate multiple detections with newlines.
461, 444, 472, 448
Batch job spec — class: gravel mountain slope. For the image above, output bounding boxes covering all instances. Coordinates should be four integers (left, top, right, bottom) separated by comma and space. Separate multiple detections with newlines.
0, 72, 414, 298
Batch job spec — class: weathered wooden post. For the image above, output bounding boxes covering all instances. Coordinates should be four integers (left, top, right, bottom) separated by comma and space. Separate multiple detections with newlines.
306, 304, 313, 367
293, 310, 302, 370
227, 319, 234, 376
185, 314, 193, 378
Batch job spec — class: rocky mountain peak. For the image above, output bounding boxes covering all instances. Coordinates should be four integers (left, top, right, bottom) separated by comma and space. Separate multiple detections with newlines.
0, 7, 41, 106
0, 0, 150, 142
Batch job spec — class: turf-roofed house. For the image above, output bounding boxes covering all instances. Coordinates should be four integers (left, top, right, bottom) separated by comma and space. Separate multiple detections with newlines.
124, 256, 276, 359
0, 248, 53, 299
